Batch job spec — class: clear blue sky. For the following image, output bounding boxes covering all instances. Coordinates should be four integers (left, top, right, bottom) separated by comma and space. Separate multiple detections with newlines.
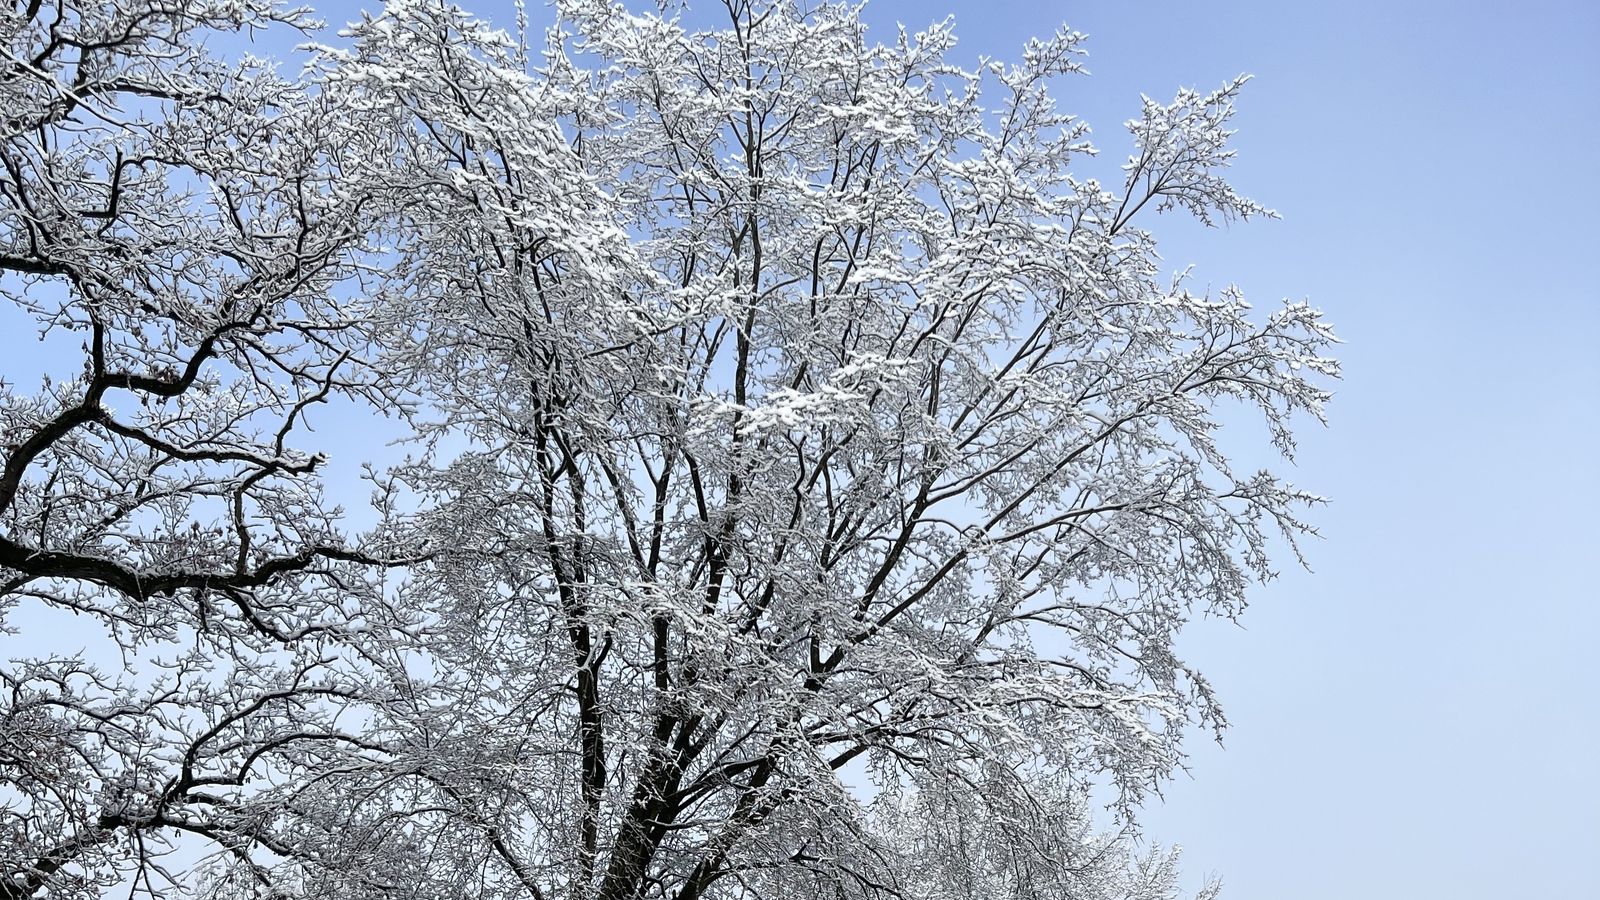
9, 1, 1596, 897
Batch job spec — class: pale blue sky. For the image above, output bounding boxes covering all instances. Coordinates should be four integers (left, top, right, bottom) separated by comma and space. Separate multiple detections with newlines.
8, 1, 1596, 897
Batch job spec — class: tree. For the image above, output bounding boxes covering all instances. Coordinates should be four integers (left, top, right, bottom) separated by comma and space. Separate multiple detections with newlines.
1, 0, 1337, 898
1, 1, 418, 896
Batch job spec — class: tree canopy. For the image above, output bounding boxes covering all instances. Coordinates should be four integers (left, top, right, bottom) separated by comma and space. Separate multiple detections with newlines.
0, 1, 1336, 898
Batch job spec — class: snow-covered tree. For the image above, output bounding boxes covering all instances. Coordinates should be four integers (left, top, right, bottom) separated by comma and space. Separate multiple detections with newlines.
2, 0, 1336, 898
1, 2, 418, 896
319, 1, 1336, 898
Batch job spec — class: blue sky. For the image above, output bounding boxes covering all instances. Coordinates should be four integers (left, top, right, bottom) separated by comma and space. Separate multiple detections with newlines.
7, 0, 1596, 896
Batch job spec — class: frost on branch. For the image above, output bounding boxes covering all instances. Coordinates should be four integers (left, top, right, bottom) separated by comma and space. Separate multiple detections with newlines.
1, 1, 1335, 899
